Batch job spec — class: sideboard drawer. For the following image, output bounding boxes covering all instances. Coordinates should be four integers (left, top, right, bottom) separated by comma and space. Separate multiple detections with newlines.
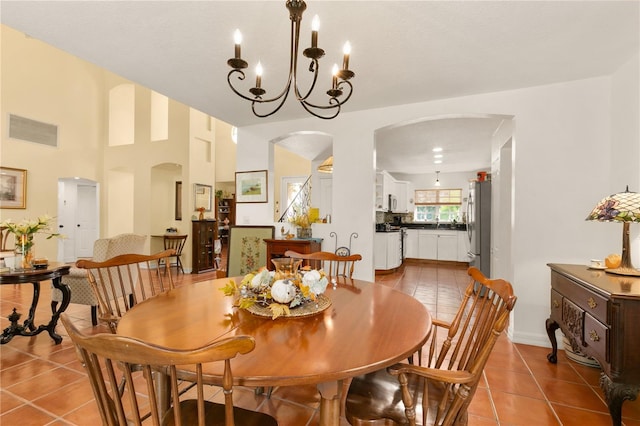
550, 289, 563, 323
561, 297, 584, 344
552, 271, 608, 323
584, 313, 608, 362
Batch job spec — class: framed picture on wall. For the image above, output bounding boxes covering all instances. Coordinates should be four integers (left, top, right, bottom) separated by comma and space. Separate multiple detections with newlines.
194, 183, 212, 212
235, 170, 268, 203
0, 167, 27, 209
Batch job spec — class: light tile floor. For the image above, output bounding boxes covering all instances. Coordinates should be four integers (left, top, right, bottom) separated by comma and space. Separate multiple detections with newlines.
1, 261, 639, 425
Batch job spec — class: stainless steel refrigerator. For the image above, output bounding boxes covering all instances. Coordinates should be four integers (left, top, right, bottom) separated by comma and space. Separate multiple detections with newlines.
467, 180, 491, 277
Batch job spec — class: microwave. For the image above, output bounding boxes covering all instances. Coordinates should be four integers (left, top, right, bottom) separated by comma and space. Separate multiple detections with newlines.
388, 194, 397, 212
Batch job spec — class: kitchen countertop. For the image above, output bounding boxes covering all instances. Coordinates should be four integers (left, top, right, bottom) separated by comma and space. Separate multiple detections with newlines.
376, 224, 467, 232
401, 223, 467, 231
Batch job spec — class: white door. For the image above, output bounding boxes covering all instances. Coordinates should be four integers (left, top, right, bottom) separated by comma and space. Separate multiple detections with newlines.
76, 184, 98, 258
58, 179, 99, 262
318, 177, 332, 220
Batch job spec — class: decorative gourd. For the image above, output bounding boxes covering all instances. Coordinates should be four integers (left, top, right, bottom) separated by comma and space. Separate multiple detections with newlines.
271, 279, 296, 304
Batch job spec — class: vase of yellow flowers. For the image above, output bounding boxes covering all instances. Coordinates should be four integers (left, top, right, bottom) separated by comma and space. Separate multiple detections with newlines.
290, 208, 313, 239
1, 215, 61, 270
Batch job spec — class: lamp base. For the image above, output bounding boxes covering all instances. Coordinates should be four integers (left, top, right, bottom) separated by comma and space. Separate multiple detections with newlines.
605, 267, 640, 277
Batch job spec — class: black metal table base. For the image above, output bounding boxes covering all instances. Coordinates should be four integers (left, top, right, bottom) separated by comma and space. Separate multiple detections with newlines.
1, 276, 70, 344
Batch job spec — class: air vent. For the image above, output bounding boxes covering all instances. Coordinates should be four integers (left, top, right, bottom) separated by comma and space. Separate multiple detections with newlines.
9, 114, 58, 147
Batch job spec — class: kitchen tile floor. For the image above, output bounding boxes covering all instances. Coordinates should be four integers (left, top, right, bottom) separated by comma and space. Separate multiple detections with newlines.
2, 260, 640, 425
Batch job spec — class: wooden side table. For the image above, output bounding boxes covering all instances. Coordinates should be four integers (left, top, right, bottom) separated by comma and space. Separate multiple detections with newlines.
264, 238, 322, 270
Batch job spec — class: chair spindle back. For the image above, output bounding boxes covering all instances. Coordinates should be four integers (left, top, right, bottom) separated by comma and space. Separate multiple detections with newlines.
76, 249, 175, 332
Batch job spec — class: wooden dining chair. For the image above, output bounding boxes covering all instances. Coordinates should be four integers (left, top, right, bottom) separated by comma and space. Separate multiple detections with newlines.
60, 313, 278, 426
162, 234, 188, 274
283, 250, 362, 282
76, 249, 176, 333
345, 267, 517, 426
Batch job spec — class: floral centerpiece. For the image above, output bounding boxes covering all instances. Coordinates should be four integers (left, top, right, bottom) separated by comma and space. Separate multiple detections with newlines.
1, 215, 62, 269
221, 266, 330, 319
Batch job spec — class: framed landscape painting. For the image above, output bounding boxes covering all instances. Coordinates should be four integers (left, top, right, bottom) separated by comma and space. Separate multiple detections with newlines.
236, 170, 268, 203
0, 167, 27, 209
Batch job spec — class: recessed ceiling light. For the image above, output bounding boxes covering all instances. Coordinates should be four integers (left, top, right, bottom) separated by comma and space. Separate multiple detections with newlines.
432, 147, 443, 152
434, 160, 442, 164
434, 154, 443, 158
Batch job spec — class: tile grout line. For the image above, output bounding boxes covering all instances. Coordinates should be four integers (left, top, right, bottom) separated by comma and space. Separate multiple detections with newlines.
513, 343, 563, 425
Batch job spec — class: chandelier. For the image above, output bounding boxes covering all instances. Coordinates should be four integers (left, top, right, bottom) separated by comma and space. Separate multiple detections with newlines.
226, 0, 355, 120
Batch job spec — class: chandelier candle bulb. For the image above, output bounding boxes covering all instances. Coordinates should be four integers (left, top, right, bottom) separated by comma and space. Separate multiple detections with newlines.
234, 29, 242, 59
255, 62, 263, 89
342, 41, 351, 70
311, 15, 319, 48
332, 64, 339, 89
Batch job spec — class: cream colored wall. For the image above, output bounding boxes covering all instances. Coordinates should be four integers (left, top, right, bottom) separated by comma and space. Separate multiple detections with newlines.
1, 25, 219, 269
215, 120, 237, 187
273, 145, 311, 221
1, 26, 105, 259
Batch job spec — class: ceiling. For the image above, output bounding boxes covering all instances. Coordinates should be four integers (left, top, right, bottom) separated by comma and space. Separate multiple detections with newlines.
2, 1, 638, 173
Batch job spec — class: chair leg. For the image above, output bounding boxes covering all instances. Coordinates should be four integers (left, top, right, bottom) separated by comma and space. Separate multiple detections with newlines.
91, 305, 98, 326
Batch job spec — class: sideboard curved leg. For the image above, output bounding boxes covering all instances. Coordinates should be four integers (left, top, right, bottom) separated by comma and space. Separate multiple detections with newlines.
600, 373, 639, 426
545, 317, 559, 364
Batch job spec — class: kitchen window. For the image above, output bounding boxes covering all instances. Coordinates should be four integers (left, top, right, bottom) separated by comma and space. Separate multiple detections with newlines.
414, 188, 462, 222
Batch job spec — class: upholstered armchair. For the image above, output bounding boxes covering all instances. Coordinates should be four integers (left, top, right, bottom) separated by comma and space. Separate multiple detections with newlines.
51, 233, 146, 325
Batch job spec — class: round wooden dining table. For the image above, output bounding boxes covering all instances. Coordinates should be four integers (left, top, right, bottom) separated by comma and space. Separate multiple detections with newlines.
117, 277, 432, 426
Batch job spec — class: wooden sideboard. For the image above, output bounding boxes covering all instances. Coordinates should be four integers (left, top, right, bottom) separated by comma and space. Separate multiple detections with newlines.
264, 238, 322, 270
546, 263, 640, 425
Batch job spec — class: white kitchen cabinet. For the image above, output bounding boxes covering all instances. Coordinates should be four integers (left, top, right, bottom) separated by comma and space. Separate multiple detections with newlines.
375, 171, 396, 211
395, 181, 408, 213
437, 233, 458, 261
417, 230, 459, 261
405, 229, 419, 258
418, 232, 438, 260
374, 231, 402, 270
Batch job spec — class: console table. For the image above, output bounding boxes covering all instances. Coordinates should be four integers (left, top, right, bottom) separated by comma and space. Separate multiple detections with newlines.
546, 263, 640, 425
0, 263, 70, 344
264, 238, 322, 270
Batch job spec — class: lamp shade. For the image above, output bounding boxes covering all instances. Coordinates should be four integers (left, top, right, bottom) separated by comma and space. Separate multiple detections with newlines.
586, 186, 640, 223
586, 186, 640, 275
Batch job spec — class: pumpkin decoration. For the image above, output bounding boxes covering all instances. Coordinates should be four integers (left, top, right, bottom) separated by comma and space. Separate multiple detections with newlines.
605, 253, 622, 269
271, 279, 297, 304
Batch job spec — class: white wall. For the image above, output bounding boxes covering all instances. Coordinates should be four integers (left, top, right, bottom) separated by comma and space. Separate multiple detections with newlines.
610, 52, 640, 263
236, 60, 639, 347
